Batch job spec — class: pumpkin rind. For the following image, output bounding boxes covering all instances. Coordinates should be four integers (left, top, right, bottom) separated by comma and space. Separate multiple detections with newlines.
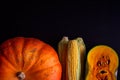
0, 37, 62, 80
86, 45, 119, 80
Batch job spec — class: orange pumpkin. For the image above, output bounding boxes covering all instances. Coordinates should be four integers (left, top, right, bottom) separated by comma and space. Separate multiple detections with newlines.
0, 37, 62, 80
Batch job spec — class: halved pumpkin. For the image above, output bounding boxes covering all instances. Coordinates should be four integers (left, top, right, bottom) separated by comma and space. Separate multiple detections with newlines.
86, 45, 119, 80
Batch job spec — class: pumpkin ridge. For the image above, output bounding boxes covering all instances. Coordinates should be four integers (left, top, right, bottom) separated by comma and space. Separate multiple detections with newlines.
0, 47, 17, 70
22, 38, 37, 70
20, 37, 25, 70
28, 61, 61, 76
0, 55, 17, 71
33, 44, 58, 65
25, 62, 61, 80
30, 44, 47, 66
23, 42, 46, 72
28, 46, 60, 72
11, 37, 25, 70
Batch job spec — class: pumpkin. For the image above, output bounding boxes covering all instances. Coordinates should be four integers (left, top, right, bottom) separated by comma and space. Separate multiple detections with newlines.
0, 37, 62, 80
86, 45, 119, 80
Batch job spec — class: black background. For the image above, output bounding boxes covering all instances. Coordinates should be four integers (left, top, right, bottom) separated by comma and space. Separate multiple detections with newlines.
1, 1, 120, 79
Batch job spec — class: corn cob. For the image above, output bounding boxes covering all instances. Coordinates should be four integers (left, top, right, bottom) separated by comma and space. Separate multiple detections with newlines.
58, 37, 86, 80
76, 38, 86, 80
66, 39, 81, 80
58, 37, 69, 80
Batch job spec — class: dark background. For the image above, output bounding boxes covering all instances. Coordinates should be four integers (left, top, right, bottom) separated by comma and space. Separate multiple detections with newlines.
1, 1, 120, 79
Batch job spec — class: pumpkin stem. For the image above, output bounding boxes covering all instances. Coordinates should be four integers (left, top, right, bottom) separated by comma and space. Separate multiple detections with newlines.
16, 72, 25, 80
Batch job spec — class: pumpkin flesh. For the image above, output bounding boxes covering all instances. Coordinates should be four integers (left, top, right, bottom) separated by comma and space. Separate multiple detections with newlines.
86, 45, 119, 80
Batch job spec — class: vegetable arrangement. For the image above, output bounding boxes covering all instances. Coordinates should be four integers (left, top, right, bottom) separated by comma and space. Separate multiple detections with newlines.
58, 37, 119, 80
0, 36, 119, 80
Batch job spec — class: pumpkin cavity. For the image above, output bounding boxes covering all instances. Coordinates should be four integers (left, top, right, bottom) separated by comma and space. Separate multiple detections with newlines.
95, 55, 112, 80
97, 55, 110, 67
100, 70, 107, 74
96, 69, 109, 80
